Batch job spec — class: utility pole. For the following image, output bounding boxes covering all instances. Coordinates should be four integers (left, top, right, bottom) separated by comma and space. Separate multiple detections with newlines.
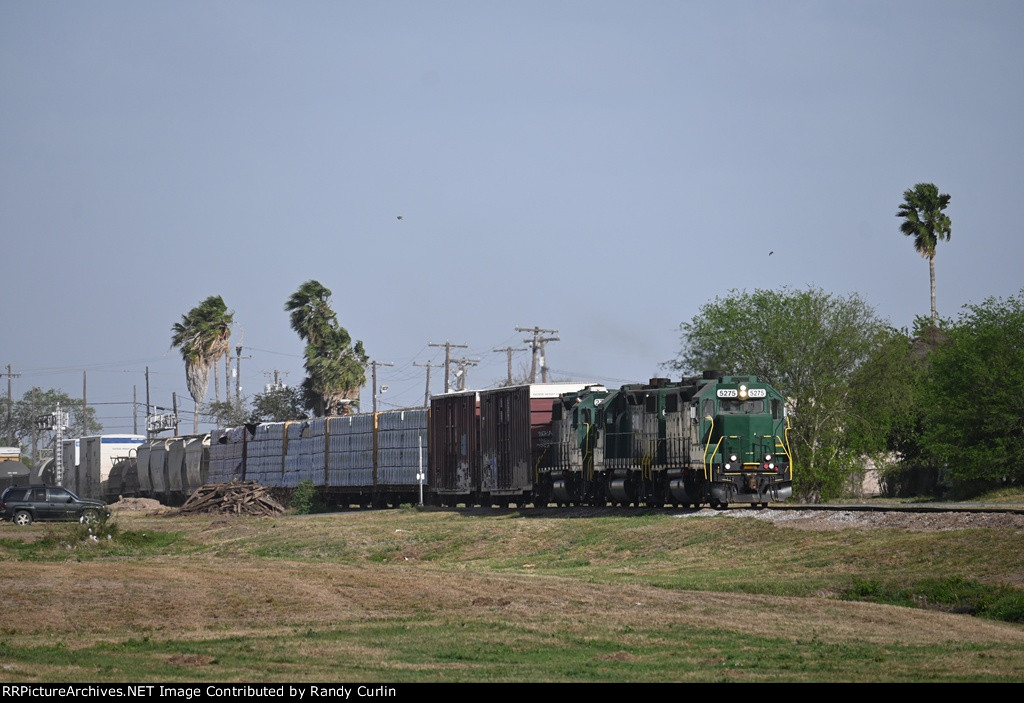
133, 385, 138, 435
493, 346, 528, 385
234, 346, 253, 403
428, 341, 468, 393
264, 370, 289, 390
515, 326, 559, 383
82, 370, 87, 436
370, 361, 394, 415
236, 345, 243, 402
413, 361, 442, 407
2, 365, 19, 440
449, 358, 479, 391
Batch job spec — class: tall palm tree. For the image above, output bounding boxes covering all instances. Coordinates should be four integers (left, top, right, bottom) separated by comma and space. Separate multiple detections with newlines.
285, 281, 367, 416
286, 280, 340, 347
171, 296, 234, 431
897, 183, 952, 327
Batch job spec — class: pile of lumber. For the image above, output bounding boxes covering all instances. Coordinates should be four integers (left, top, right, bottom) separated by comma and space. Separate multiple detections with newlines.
179, 481, 286, 516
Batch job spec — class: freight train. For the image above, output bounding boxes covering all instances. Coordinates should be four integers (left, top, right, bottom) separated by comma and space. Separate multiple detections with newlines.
89, 372, 794, 509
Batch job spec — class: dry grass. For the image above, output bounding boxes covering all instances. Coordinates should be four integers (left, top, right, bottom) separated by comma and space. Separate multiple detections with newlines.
1, 506, 1023, 682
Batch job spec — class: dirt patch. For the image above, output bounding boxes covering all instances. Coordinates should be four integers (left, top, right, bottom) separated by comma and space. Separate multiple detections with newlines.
109, 497, 172, 515
166, 654, 217, 667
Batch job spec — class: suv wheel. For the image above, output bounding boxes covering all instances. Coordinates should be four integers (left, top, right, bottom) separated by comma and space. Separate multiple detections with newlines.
13, 510, 33, 526
81, 509, 100, 525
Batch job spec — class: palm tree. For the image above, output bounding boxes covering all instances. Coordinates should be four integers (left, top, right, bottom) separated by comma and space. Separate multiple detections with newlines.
171, 296, 234, 431
897, 183, 952, 327
285, 281, 367, 416
286, 280, 340, 348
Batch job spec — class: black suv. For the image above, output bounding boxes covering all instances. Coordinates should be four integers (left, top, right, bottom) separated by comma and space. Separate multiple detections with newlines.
0, 485, 109, 526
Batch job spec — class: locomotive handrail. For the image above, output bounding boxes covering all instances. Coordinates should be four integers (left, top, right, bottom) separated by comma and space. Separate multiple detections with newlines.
640, 454, 652, 480
705, 437, 725, 481
583, 422, 593, 481
783, 415, 795, 480
702, 415, 716, 480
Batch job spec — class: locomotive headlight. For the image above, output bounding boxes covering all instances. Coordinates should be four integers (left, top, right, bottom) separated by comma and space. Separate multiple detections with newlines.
764, 453, 772, 462
768, 462, 775, 470
725, 462, 731, 470
738, 385, 748, 400
730, 454, 738, 462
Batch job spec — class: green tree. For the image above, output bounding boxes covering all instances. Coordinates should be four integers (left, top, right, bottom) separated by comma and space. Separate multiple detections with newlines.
250, 385, 308, 422
285, 280, 368, 416
847, 319, 936, 497
5, 387, 102, 464
920, 292, 1024, 492
171, 296, 234, 432
206, 399, 251, 428
668, 287, 898, 501
897, 183, 952, 328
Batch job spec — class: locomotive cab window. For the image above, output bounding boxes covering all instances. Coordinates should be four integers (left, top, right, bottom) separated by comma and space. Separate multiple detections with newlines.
719, 399, 765, 414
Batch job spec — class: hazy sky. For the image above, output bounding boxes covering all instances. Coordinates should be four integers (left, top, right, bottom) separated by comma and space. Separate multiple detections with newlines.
3, 1, 1022, 435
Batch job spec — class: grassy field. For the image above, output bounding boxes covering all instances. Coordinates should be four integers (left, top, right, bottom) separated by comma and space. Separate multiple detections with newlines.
1, 503, 1023, 682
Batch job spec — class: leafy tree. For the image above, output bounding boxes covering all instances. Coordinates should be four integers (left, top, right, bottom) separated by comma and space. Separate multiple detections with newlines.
171, 296, 234, 432
206, 399, 251, 429
1, 387, 102, 464
285, 281, 368, 416
668, 287, 898, 501
250, 385, 308, 422
920, 292, 1024, 491
897, 183, 952, 327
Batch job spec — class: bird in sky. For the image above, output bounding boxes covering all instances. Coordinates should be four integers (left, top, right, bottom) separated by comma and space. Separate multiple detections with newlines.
396, 215, 403, 220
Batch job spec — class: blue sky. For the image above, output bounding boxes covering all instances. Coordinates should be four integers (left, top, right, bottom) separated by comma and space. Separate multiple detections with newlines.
3, 1, 1022, 434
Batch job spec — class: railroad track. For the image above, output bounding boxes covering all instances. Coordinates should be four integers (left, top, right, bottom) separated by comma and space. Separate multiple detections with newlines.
770, 502, 1024, 516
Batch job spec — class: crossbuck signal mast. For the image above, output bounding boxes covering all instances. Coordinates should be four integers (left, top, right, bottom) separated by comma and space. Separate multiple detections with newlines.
35, 404, 69, 484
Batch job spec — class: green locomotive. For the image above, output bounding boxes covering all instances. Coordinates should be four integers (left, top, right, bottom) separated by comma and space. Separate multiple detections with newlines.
546, 372, 793, 507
